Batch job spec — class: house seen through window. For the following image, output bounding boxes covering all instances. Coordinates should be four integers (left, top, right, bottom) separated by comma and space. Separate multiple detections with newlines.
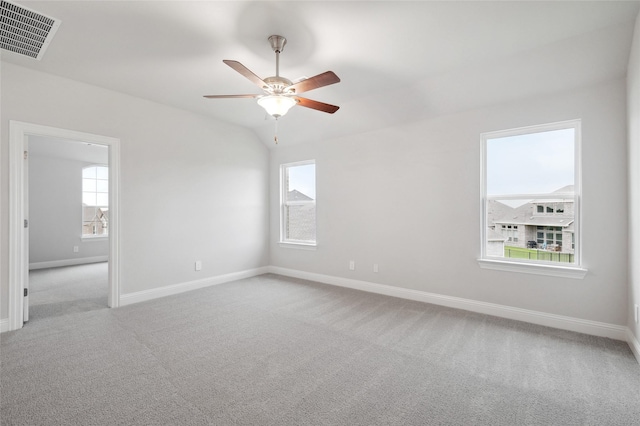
482, 120, 580, 266
281, 160, 316, 245
82, 165, 108, 237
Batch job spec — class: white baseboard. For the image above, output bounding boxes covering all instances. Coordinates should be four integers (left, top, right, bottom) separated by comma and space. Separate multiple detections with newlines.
268, 266, 629, 342
0, 318, 9, 333
29, 256, 109, 270
627, 328, 640, 364
119, 266, 270, 306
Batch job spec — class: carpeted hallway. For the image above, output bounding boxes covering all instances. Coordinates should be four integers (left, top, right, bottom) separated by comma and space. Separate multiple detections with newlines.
1, 273, 639, 425
28, 262, 108, 321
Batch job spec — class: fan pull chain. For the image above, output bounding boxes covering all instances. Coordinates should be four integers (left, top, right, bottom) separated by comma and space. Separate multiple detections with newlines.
274, 118, 278, 144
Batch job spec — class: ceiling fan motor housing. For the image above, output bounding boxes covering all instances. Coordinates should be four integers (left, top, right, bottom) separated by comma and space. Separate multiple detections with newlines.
264, 76, 293, 94
268, 35, 287, 53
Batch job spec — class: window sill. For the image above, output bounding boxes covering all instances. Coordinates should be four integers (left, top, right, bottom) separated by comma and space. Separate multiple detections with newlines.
477, 258, 587, 279
81, 235, 108, 242
279, 241, 317, 251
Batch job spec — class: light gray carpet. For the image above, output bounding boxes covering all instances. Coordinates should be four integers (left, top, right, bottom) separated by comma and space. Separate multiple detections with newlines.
2, 273, 639, 425
28, 262, 108, 321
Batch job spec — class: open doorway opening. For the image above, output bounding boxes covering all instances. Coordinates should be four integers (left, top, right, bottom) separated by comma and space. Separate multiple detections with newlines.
27, 136, 109, 321
9, 121, 120, 331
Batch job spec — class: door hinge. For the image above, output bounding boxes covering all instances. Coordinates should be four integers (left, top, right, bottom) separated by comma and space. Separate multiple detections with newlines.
24, 150, 28, 160
24, 288, 28, 297
24, 219, 28, 228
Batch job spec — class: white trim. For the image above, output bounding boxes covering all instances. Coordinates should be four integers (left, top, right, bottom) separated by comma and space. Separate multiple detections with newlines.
0, 319, 9, 333
278, 242, 317, 250
477, 258, 587, 279
29, 256, 108, 271
8, 121, 121, 331
81, 236, 109, 242
268, 266, 626, 341
119, 267, 270, 306
627, 328, 640, 364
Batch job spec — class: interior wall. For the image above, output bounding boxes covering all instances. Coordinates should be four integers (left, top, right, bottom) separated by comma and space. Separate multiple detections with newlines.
0, 62, 270, 320
28, 153, 108, 266
628, 12, 640, 341
270, 78, 629, 327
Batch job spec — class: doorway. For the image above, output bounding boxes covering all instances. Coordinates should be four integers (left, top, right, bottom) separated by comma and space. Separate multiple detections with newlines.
8, 121, 120, 331
27, 136, 110, 321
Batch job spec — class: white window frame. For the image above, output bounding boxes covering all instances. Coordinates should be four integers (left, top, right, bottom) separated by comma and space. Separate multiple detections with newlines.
279, 159, 317, 248
82, 164, 109, 240
478, 119, 587, 279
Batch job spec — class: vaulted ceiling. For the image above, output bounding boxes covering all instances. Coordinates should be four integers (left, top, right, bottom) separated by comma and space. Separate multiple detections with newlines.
3, 1, 639, 147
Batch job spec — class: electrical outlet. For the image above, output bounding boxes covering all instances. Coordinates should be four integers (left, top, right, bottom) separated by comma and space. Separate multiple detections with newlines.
73, 246, 79, 253
373, 264, 379, 273
349, 260, 355, 271
195, 260, 202, 271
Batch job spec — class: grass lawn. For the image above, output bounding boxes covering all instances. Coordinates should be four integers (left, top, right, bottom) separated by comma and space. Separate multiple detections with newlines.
504, 246, 574, 263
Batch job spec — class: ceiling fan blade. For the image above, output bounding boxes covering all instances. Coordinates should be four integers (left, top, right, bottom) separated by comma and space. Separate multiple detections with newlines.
293, 96, 340, 114
203, 94, 260, 99
287, 71, 340, 94
223, 60, 269, 90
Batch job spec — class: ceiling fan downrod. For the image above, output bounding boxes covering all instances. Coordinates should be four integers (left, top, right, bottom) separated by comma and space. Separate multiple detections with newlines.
268, 35, 286, 78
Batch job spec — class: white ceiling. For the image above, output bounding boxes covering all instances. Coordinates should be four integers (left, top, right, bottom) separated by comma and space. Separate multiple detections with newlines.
3, 1, 640, 148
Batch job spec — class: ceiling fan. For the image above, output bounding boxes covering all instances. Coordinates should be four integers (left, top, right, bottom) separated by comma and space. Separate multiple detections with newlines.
204, 35, 340, 120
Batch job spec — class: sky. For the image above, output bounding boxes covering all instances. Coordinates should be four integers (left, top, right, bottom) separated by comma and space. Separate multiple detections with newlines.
486, 127, 575, 198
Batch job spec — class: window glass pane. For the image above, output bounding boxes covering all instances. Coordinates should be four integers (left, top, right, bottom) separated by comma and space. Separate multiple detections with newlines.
83, 179, 96, 192
96, 193, 109, 206
96, 179, 108, 192
282, 161, 316, 244
285, 204, 316, 241
82, 167, 96, 179
486, 128, 574, 196
286, 164, 315, 202
83, 206, 96, 222
83, 192, 96, 206
96, 166, 108, 179
82, 165, 109, 236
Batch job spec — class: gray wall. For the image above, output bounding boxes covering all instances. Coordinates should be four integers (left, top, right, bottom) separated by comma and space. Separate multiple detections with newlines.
270, 78, 629, 327
28, 150, 108, 266
1, 62, 270, 319
0, 36, 635, 332
628, 13, 640, 341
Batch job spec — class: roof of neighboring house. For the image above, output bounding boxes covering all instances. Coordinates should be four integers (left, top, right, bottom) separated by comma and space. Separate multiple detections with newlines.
490, 186, 576, 229
526, 185, 575, 203
493, 201, 574, 228
82, 205, 109, 221
487, 200, 515, 223
494, 215, 574, 228
288, 190, 313, 201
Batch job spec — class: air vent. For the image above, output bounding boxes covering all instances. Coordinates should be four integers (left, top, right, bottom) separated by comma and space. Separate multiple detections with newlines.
0, 0, 60, 60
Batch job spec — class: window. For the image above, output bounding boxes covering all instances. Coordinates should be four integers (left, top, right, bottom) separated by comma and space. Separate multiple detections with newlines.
82, 165, 108, 237
480, 120, 584, 276
280, 160, 316, 245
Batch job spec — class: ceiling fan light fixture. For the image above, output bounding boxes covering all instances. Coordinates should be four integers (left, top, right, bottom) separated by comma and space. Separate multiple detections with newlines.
258, 95, 296, 118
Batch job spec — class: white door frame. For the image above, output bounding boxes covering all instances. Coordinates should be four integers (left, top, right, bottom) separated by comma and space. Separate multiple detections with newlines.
9, 121, 121, 331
